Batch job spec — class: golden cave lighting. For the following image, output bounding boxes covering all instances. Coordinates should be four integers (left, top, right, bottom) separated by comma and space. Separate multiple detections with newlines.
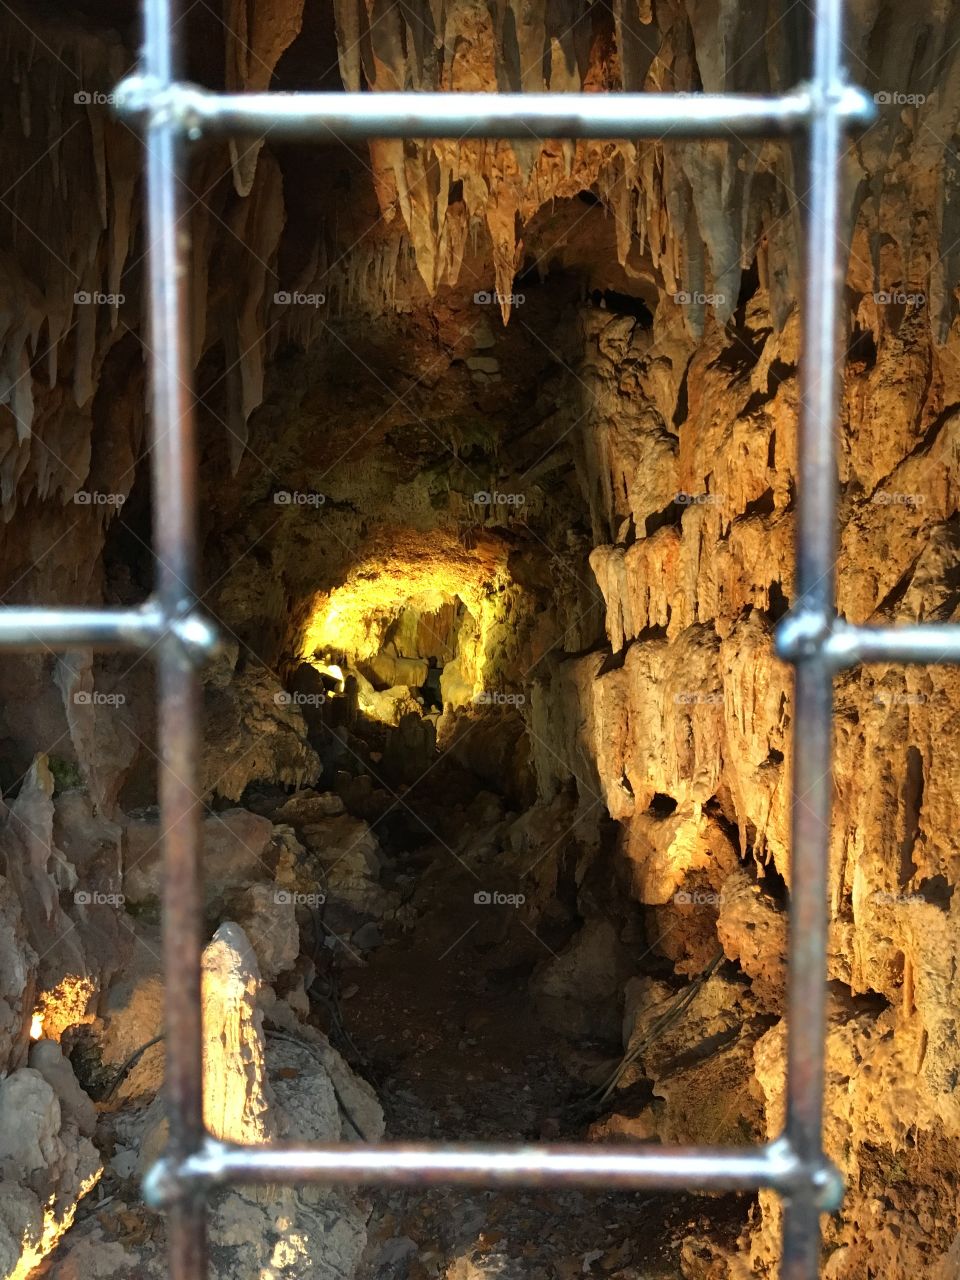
10, 1171, 102, 1280
297, 544, 511, 699
33, 976, 97, 1043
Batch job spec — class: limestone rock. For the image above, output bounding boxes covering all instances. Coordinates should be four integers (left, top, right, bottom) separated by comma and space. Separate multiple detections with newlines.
230, 881, 300, 984
0, 874, 37, 1073
201, 922, 274, 1145
0, 1067, 101, 1275
123, 808, 275, 908
532, 919, 630, 1039
28, 1039, 97, 1137
202, 668, 322, 802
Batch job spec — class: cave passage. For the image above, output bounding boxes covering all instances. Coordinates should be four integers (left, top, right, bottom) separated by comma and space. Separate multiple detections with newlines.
4, 3, 956, 1280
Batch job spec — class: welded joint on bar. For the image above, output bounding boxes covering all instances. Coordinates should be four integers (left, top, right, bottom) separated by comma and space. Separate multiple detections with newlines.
777, 612, 960, 671
0, 599, 222, 659
114, 74, 206, 139
141, 1137, 844, 1214
164, 608, 224, 665
802, 76, 874, 124
775, 610, 836, 665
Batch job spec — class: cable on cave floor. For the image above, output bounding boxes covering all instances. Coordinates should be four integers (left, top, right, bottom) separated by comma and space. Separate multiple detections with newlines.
571, 947, 726, 1114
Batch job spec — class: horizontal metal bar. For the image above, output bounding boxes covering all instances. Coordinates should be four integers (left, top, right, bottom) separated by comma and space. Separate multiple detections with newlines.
0, 602, 164, 651
823, 621, 960, 667
776, 614, 960, 669
113, 78, 876, 141
0, 600, 221, 660
143, 1138, 844, 1210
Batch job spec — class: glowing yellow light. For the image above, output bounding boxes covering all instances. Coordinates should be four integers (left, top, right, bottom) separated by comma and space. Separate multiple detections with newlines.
32, 976, 97, 1043
9, 1170, 101, 1280
297, 533, 510, 701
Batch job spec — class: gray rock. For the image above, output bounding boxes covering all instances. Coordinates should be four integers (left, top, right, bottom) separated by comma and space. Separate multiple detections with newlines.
28, 1039, 97, 1137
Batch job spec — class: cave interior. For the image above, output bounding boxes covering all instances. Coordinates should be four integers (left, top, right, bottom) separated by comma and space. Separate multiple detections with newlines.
0, 2, 959, 1280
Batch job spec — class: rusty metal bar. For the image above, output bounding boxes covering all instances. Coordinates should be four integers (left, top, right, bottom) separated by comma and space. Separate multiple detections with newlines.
142, 0, 207, 1276
141, 1137, 843, 1210
778, 0, 848, 1274
113, 79, 875, 141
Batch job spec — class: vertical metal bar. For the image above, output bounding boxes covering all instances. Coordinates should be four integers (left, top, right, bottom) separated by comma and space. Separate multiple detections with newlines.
143, 0, 207, 1276
782, 0, 846, 1274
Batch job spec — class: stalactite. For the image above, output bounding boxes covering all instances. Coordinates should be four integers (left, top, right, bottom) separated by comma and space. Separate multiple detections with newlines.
221, 0, 306, 196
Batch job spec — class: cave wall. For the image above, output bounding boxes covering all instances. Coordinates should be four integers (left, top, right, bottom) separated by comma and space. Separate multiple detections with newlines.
529, 151, 960, 1280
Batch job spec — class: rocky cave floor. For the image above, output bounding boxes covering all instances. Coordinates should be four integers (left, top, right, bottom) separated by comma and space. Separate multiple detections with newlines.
338, 848, 750, 1280
35, 704, 752, 1280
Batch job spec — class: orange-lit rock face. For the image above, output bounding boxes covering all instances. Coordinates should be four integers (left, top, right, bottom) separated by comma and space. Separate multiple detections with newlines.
201, 923, 274, 1145
32, 977, 97, 1045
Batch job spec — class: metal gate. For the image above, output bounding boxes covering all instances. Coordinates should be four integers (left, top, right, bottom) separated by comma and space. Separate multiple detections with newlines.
4, 0, 958, 1276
